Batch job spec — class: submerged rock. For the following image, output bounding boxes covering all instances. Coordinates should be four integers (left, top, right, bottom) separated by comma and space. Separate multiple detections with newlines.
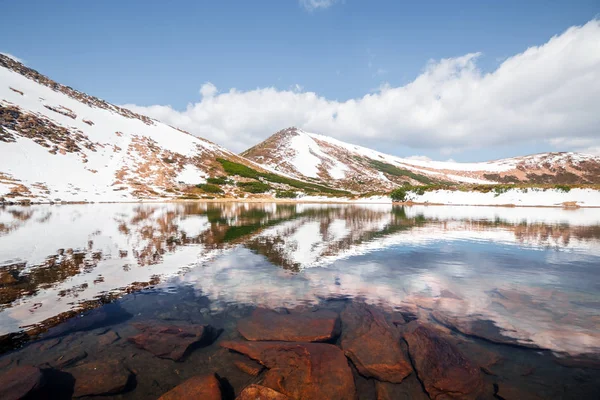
404, 324, 486, 400
69, 360, 133, 397
494, 383, 544, 400
97, 330, 120, 346
237, 308, 340, 342
234, 359, 264, 376
375, 375, 429, 400
158, 374, 221, 400
340, 303, 412, 383
0, 365, 45, 400
221, 341, 356, 400
38, 337, 61, 351
50, 348, 88, 368
237, 384, 291, 399
432, 311, 540, 349
128, 321, 218, 361
44, 303, 132, 339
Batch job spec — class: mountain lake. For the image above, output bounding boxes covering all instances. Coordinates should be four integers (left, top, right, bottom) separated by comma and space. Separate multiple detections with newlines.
0, 202, 599, 399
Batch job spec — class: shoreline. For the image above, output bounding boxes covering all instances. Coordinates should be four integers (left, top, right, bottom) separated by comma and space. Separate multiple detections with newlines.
2, 197, 600, 208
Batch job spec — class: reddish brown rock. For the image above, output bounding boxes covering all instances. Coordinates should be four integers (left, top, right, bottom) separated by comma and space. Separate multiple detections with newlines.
128, 322, 216, 360
69, 360, 133, 397
234, 359, 264, 376
340, 303, 412, 383
158, 374, 221, 400
237, 308, 340, 342
404, 324, 486, 400
237, 384, 291, 399
51, 348, 88, 368
0, 365, 45, 400
375, 375, 429, 400
221, 341, 356, 400
97, 330, 120, 346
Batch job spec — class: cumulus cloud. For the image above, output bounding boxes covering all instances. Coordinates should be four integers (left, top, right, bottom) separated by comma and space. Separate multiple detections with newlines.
199, 82, 218, 98
299, 0, 339, 11
0, 52, 24, 64
124, 20, 600, 156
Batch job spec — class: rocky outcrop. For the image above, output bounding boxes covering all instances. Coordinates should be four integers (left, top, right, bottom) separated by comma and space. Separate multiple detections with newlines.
237, 308, 340, 342
0, 365, 45, 400
404, 324, 487, 400
221, 341, 356, 400
158, 374, 221, 400
375, 375, 429, 400
341, 303, 412, 383
128, 322, 218, 361
68, 360, 133, 397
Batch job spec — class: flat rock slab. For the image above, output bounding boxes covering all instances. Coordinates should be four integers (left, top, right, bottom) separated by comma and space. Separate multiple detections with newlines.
0, 365, 45, 400
97, 330, 120, 346
128, 322, 216, 361
158, 374, 221, 400
221, 341, 356, 400
404, 324, 486, 400
238, 308, 340, 342
237, 384, 291, 399
341, 303, 412, 383
69, 360, 133, 397
50, 349, 88, 369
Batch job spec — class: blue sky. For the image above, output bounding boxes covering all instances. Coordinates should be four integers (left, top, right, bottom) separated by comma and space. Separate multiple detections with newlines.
2, 1, 599, 161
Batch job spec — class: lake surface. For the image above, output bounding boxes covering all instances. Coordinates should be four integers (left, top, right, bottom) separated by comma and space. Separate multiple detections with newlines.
0, 202, 599, 399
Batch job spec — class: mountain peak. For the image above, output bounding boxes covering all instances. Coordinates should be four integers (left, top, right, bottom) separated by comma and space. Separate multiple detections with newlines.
0, 54, 262, 202
242, 129, 600, 190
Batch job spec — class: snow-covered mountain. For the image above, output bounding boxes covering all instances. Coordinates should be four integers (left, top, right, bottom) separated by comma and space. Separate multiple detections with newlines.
242, 127, 600, 191
0, 54, 272, 203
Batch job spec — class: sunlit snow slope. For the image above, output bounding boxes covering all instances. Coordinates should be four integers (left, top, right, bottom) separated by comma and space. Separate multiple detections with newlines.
242, 127, 600, 191
0, 55, 260, 202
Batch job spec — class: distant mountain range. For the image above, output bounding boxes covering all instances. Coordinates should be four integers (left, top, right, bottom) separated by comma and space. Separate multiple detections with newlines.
242, 127, 600, 192
1, 54, 599, 203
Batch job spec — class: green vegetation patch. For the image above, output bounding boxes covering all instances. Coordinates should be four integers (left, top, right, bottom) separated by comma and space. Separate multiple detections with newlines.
206, 176, 233, 185
237, 181, 271, 193
195, 183, 224, 194
390, 187, 410, 202
275, 190, 298, 199
554, 184, 571, 193
217, 158, 351, 196
368, 159, 433, 184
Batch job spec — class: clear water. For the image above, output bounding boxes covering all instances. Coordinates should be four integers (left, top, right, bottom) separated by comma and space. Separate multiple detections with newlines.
0, 203, 599, 399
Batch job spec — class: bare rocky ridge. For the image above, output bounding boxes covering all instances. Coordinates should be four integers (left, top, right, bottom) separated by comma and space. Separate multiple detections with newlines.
242, 127, 600, 192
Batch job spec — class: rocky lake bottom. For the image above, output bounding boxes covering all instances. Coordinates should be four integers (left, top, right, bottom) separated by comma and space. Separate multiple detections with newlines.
0, 202, 599, 399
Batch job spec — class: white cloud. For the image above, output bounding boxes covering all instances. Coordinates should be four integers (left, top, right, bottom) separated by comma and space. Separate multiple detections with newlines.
300, 0, 339, 11
0, 52, 24, 64
199, 82, 217, 98
124, 20, 600, 156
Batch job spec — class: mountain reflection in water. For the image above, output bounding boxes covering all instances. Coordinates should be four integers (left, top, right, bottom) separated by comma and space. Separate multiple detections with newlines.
0, 202, 599, 360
